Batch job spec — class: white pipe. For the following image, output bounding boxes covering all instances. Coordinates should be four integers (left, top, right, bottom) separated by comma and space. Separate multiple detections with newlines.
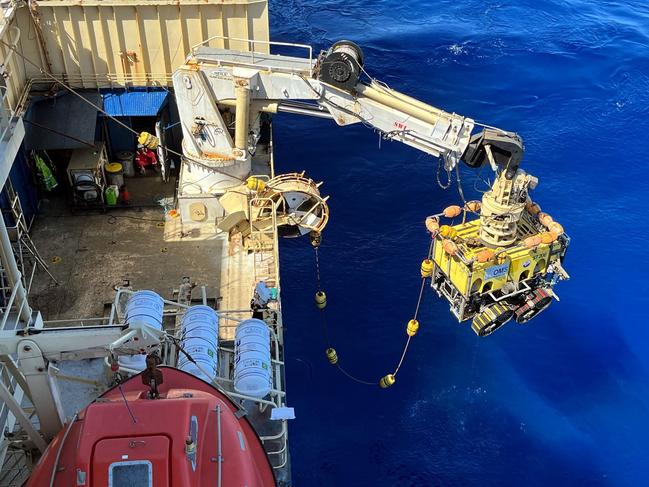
0, 214, 31, 324
2, 27, 21, 68
234, 81, 250, 150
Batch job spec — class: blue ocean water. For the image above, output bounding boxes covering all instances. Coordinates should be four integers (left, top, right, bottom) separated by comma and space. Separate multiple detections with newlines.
269, 1, 649, 485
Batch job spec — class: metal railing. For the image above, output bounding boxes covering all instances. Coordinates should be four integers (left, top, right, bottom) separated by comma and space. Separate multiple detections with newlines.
110, 289, 290, 469
191, 35, 314, 75
0, 359, 27, 476
0, 87, 18, 145
0, 282, 291, 477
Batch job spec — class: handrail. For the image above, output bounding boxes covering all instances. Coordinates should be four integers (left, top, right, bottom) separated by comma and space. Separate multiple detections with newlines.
43, 316, 109, 326
190, 35, 314, 75
216, 406, 222, 487
0, 86, 17, 145
0, 270, 22, 330
191, 35, 312, 61
36, 288, 291, 471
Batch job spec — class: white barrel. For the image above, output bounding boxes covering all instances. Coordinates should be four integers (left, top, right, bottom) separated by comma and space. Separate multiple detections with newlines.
234, 318, 272, 399
177, 305, 219, 383
119, 290, 164, 371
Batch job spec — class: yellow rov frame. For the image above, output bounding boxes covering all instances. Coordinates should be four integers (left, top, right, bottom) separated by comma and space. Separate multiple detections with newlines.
429, 204, 569, 336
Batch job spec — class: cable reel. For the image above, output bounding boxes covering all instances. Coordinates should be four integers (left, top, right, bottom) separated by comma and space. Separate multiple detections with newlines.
251, 173, 330, 238
317, 40, 365, 91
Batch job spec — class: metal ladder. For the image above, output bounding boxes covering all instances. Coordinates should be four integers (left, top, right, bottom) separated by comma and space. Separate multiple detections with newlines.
246, 196, 290, 471
248, 196, 279, 289
0, 181, 40, 485
3, 180, 57, 289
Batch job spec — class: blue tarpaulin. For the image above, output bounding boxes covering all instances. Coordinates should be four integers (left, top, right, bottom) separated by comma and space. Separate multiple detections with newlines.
102, 90, 168, 117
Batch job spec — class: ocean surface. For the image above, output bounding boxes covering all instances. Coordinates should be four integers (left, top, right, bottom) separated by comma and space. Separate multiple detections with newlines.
269, 1, 649, 485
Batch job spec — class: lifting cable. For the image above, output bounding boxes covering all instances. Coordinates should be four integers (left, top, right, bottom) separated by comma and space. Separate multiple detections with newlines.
310, 231, 435, 389
0, 39, 246, 183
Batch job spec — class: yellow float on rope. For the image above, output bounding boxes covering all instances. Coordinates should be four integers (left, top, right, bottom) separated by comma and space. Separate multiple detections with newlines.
315, 291, 327, 309
379, 374, 396, 389
406, 319, 419, 337
246, 176, 266, 192
326, 348, 338, 365
420, 259, 433, 278
138, 131, 159, 150
310, 231, 322, 248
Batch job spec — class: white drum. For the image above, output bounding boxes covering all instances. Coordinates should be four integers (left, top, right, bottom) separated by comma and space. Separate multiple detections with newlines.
119, 290, 164, 371
177, 305, 219, 383
234, 318, 272, 399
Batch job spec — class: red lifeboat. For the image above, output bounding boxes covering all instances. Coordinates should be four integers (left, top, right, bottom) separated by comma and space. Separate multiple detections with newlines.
26, 367, 276, 486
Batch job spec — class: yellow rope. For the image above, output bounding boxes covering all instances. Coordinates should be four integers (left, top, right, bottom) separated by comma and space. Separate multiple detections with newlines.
314, 237, 434, 387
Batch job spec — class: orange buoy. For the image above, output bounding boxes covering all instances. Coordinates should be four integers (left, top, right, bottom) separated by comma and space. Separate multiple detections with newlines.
425, 216, 440, 233
465, 200, 481, 213
548, 222, 564, 236
523, 235, 542, 248
538, 212, 553, 227
442, 239, 458, 256
539, 231, 556, 244
476, 249, 495, 263
526, 201, 541, 215
443, 205, 462, 218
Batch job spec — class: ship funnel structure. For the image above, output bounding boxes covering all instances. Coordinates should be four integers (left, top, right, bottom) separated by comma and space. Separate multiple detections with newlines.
219, 172, 329, 239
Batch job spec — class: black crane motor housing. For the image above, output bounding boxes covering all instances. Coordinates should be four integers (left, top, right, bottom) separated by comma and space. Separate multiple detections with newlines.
317, 40, 364, 91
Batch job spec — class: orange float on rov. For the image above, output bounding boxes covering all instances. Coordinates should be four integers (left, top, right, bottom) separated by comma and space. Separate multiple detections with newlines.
539, 231, 557, 244
476, 249, 495, 263
425, 216, 440, 233
526, 201, 542, 215
538, 212, 554, 227
523, 235, 542, 248
443, 205, 462, 218
442, 239, 458, 255
465, 200, 481, 213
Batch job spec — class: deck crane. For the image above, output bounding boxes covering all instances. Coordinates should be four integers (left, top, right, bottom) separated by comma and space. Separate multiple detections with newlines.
171, 40, 569, 336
